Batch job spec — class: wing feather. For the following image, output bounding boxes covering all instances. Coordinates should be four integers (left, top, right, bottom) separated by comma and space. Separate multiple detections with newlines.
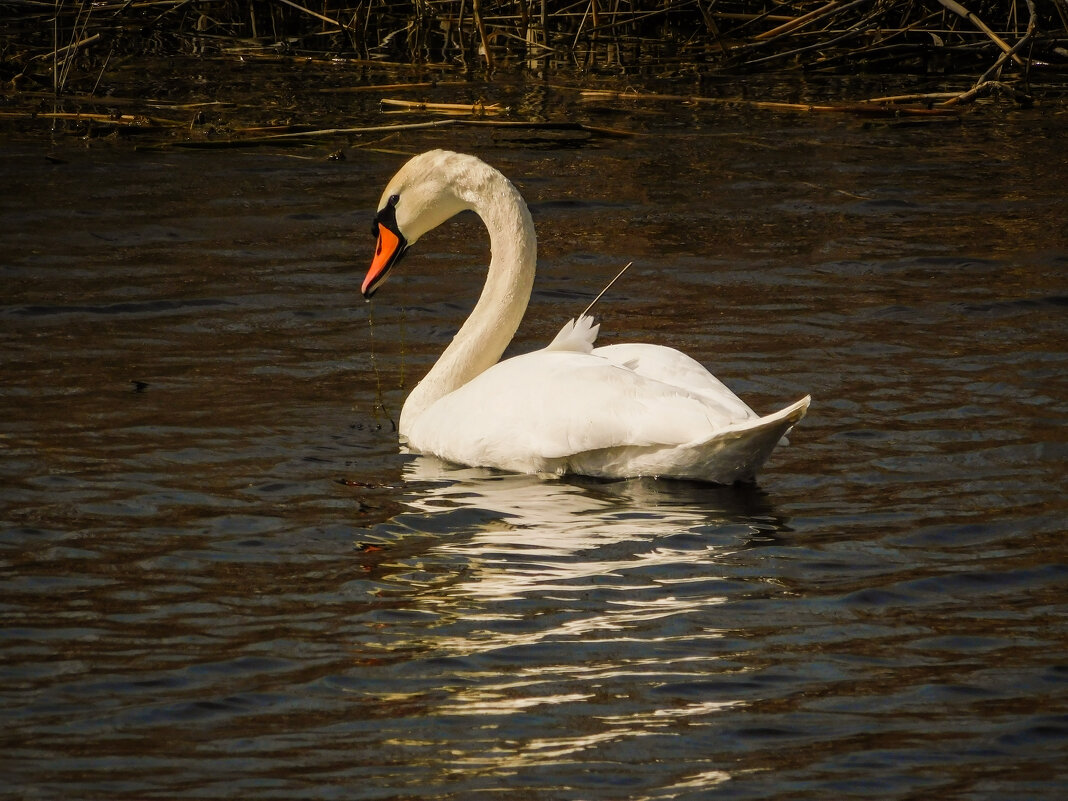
407, 349, 747, 472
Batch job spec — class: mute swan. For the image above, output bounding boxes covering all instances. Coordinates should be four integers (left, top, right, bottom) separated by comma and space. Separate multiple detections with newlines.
362, 150, 809, 482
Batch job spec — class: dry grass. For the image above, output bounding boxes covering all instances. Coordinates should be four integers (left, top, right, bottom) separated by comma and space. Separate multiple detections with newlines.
4, 2, 1065, 83
1, 1, 1064, 143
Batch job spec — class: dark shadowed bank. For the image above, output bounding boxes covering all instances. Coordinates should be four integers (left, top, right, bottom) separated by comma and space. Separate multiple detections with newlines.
1, 1, 1067, 145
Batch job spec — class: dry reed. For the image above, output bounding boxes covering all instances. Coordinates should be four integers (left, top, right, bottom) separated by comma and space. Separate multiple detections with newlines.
5, 2, 1064, 83
1, 1, 1064, 142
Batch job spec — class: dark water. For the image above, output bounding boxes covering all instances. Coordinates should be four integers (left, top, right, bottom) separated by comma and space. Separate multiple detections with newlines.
2, 89, 1067, 799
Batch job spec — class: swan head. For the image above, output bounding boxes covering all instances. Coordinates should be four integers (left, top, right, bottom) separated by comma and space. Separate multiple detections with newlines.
362, 150, 475, 299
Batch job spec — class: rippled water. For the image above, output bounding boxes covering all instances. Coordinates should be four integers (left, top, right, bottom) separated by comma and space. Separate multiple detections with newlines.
2, 87, 1067, 799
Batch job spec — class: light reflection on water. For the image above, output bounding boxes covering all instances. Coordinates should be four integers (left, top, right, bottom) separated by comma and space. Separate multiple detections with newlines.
354, 463, 768, 790
1, 83, 1066, 799
403, 459, 761, 602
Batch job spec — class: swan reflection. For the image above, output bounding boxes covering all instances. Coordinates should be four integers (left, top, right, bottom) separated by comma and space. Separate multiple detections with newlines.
354, 459, 790, 776
392, 456, 787, 604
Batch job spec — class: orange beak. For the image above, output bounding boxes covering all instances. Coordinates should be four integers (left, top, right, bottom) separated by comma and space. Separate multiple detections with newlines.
362, 221, 406, 299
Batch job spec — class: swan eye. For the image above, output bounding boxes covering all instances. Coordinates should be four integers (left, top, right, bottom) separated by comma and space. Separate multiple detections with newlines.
372, 193, 403, 238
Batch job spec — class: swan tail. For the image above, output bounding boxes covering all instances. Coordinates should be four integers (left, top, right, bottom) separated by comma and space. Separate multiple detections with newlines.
560, 395, 810, 483
545, 314, 600, 353
688, 395, 810, 483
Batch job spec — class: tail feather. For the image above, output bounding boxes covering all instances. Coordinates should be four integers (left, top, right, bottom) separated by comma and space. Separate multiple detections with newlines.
545, 314, 600, 353
697, 395, 810, 482
562, 395, 811, 483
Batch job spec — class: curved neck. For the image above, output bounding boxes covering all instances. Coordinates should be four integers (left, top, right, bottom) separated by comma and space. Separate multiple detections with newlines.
399, 171, 536, 437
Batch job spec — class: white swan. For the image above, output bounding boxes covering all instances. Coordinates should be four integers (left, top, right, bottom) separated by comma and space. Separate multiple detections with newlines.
362, 150, 810, 483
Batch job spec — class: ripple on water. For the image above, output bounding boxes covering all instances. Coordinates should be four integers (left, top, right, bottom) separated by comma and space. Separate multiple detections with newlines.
1, 115, 1066, 799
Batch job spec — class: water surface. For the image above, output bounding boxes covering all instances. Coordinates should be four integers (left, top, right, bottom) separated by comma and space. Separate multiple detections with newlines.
2, 88, 1066, 799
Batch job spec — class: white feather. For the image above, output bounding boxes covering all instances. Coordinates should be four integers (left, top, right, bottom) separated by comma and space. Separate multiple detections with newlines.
365, 150, 810, 482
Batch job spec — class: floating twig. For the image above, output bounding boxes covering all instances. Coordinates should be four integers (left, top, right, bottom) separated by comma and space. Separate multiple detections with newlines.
580, 89, 961, 117
940, 80, 1033, 107
0, 110, 181, 128
380, 98, 504, 115
263, 118, 635, 140
315, 82, 435, 94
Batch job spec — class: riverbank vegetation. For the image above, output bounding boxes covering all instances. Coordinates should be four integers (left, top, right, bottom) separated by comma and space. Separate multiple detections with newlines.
2, 2, 1066, 142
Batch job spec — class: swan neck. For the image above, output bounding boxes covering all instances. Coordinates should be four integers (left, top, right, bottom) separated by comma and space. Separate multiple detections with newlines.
400, 170, 536, 437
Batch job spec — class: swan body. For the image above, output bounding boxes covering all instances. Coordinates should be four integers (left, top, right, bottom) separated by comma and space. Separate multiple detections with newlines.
362, 150, 809, 483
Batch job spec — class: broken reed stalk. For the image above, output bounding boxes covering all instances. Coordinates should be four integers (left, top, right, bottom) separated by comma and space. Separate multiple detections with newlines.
272, 0, 351, 32
314, 82, 435, 93
0, 109, 181, 127
261, 117, 634, 141
968, 0, 1038, 86
380, 98, 504, 114
941, 79, 1033, 106
936, 0, 1025, 65
53, 3, 96, 96
37, 32, 102, 65
472, 0, 495, 69
752, 0, 844, 41
580, 89, 961, 117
